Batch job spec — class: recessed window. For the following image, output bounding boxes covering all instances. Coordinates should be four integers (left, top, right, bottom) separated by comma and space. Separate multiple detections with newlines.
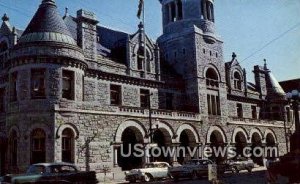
140, 89, 150, 108
207, 94, 221, 115
0, 88, 5, 113
183, 48, 186, 55
62, 70, 74, 100
203, 49, 206, 54
9, 130, 18, 166
31, 129, 46, 164
216, 52, 218, 58
210, 51, 212, 56
251, 106, 257, 119
206, 68, 219, 88
166, 93, 173, 110
10, 72, 17, 102
286, 107, 291, 122
31, 69, 46, 99
237, 103, 243, 118
110, 84, 121, 106
234, 72, 242, 90
62, 128, 75, 163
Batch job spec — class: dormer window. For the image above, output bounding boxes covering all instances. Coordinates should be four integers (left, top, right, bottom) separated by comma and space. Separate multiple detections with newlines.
137, 46, 151, 72
0, 41, 8, 53
233, 71, 242, 90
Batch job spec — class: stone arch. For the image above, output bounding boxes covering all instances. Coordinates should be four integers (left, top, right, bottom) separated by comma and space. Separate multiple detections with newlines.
250, 128, 263, 141
56, 123, 79, 139
175, 124, 200, 143
116, 120, 147, 170
263, 129, 277, 144
25, 123, 51, 139
206, 126, 227, 144
204, 64, 220, 81
133, 43, 154, 60
152, 120, 175, 144
232, 127, 249, 144
115, 119, 147, 143
8, 126, 21, 139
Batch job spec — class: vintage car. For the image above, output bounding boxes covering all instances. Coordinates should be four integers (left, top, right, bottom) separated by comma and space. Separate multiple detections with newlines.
169, 159, 213, 181
226, 158, 255, 173
124, 162, 171, 183
0, 162, 98, 184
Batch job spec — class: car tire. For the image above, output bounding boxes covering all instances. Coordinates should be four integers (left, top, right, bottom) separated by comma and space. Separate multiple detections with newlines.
129, 179, 136, 183
191, 171, 198, 180
173, 177, 179, 182
143, 173, 152, 182
231, 166, 239, 174
247, 167, 253, 173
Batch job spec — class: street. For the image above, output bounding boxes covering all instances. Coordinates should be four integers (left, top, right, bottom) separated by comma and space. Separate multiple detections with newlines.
115, 169, 268, 184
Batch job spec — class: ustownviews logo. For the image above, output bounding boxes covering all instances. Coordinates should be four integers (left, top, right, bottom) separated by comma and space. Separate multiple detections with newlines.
120, 144, 278, 159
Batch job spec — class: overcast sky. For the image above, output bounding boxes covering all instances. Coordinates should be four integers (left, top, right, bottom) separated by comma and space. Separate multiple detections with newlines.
1, 0, 300, 82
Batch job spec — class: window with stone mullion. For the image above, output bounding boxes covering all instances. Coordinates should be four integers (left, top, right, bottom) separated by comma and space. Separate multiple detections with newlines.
31, 69, 46, 99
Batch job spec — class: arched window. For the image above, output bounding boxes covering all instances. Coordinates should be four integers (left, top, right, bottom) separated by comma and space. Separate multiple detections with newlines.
206, 68, 219, 88
61, 128, 75, 163
201, 0, 214, 22
177, 0, 183, 20
233, 72, 242, 90
9, 130, 18, 167
137, 46, 151, 72
206, 68, 221, 115
31, 129, 46, 164
0, 42, 8, 53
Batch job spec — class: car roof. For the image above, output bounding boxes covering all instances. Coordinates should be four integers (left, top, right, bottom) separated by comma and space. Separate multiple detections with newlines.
147, 162, 169, 164
31, 162, 76, 167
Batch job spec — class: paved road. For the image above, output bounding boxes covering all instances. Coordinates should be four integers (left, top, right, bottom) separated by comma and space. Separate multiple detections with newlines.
115, 170, 267, 184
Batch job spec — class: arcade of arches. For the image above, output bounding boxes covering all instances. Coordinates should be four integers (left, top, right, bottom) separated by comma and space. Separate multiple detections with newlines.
114, 121, 279, 170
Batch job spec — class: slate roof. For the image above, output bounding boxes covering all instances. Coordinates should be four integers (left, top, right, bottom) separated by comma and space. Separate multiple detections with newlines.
266, 71, 286, 97
19, 0, 76, 46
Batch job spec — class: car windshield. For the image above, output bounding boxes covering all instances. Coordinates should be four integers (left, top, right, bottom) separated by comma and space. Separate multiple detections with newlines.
50, 165, 77, 174
27, 165, 46, 174
144, 163, 155, 168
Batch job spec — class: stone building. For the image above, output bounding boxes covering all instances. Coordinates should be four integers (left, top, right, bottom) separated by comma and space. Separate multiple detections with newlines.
0, 0, 291, 175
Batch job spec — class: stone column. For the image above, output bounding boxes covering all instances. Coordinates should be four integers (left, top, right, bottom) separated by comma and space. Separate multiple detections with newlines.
202, 1, 207, 20
168, 4, 172, 22
113, 144, 121, 167
175, 1, 178, 21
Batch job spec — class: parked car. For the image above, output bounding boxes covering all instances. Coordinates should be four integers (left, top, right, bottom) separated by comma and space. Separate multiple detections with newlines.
169, 159, 213, 181
0, 162, 98, 184
125, 162, 171, 183
226, 158, 255, 173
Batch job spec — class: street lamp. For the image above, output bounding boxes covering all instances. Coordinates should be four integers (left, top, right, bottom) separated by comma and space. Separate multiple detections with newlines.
286, 90, 300, 151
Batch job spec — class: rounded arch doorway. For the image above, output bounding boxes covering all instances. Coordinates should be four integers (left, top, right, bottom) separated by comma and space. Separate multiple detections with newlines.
117, 127, 144, 171
209, 130, 225, 164
152, 128, 172, 163
177, 129, 197, 164
234, 132, 248, 158
251, 132, 263, 165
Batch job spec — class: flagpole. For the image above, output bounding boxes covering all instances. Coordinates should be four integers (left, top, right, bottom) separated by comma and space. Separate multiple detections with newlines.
143, 0, 147, 77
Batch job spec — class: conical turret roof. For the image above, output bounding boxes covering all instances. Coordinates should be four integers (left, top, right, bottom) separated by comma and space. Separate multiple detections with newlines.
266, 71, 286, 97
19, 0, 76, 45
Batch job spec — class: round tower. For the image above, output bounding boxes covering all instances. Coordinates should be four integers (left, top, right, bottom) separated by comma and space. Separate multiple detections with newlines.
7, 0, 87, 168
9, 0, 86, 102
160, 0, 216, 43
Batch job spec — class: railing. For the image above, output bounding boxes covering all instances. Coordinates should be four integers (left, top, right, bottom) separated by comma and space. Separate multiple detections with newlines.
118, 106, 200, 120
228, 116, 284, 125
